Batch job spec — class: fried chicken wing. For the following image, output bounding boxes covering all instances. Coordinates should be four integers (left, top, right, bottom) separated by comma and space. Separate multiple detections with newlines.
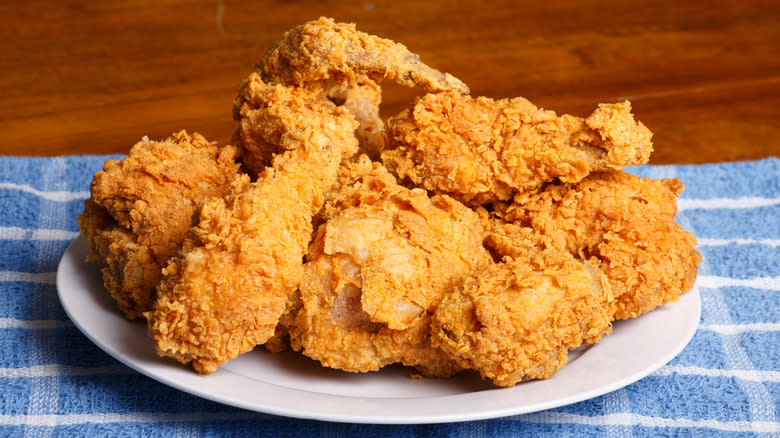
146, 80, 360, 373
502, 170, 701, 319
432, 249, 614, 387
382, 92, 653, 205
77, 131, 245, 319
259, 17, 468, 94
288, 156, 491, 376
235, 17, 469, 174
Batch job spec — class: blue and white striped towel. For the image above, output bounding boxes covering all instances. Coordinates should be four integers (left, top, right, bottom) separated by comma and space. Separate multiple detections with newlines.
0, 155, 778, 437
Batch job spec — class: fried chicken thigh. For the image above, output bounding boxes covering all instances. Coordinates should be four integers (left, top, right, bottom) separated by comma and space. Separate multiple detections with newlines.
502, 170, 701, 319
432, 249, 614, 387
288, 156, 492, 376
382, 92, 653, 205
77, 131, 245, 319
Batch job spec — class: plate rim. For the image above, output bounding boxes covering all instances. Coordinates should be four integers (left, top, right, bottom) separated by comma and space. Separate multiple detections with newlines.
57, 236, 701, 424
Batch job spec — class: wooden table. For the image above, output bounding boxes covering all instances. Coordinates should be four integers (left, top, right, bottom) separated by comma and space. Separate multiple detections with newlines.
1, 0, 778, 163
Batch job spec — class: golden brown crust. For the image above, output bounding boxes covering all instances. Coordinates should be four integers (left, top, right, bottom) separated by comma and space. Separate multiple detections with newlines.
382, 92, 653, 205
234, 17, 469, 174
80, 18, 699, 386
432, 250, 614, 387
259, 17, 469, 94
146, 79, 359, 373
77, 131, 244, 319
503, 170, 701, 319
289, 156, 491, 376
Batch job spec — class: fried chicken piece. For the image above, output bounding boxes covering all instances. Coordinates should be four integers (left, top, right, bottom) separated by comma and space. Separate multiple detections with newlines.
146, 80, 360, 374
233, 71, 390, 177
432, 249, 614, 387
288, 156, 491, 376
382, 91, 653, 205
235, 17, 468, 174
259, 17, 468, 95
502, 170, 701, 319
77, 131, 245, 319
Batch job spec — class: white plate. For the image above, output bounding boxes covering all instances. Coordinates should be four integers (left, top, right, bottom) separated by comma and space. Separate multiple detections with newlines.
57, 236, 700, 424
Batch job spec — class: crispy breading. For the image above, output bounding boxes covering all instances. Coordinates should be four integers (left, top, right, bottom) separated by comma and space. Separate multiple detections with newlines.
503, 170, 701, 319
234, 17, 469, 174
80, 18, 700, 386
146, 80, 359, 374
382, 92, 652, 205
259, 17, 468, 94
77, 131, 245, 319
289, 156, 491, 376
432, 249, 614, 387
148, 17, 477, 374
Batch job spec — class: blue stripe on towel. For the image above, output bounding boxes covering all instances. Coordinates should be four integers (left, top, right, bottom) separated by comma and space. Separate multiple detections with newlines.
0, 193, 85, 230
701, 286, 780, 325
0, 284, 62, 319
671, 330, 731, 369
687, 206, 780, 240
698, 245, 780, 279
626, 374, 754, 422
0, 240, 73, 272
0, 155, 120, 191
630, 157, 780, 199
741, 332, 780, 371
0, 327, 117, 368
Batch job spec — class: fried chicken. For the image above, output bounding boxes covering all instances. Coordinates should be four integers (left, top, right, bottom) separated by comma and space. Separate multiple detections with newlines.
259, 17, 468, 95
147, 17, 477, 374
500, 170, 701, 319
288, 156, 491, 376
146, 80, 360, 374
77, 131, 245, 319
233, 72, 386, 174
79, 17, 700, 386
235, 17, 469, 173
382, 91, 653, 205
432, 249, 614, 387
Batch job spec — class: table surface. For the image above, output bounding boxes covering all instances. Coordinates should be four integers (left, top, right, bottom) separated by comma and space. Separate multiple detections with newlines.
1, 0, 778, 163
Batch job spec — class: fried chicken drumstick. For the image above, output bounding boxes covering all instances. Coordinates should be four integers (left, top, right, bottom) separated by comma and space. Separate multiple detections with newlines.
235, 17, 469, 174
259, 17, 469, 94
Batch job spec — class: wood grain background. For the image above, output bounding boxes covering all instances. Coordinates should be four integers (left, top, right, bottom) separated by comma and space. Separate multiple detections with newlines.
1, 0, 778, 163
